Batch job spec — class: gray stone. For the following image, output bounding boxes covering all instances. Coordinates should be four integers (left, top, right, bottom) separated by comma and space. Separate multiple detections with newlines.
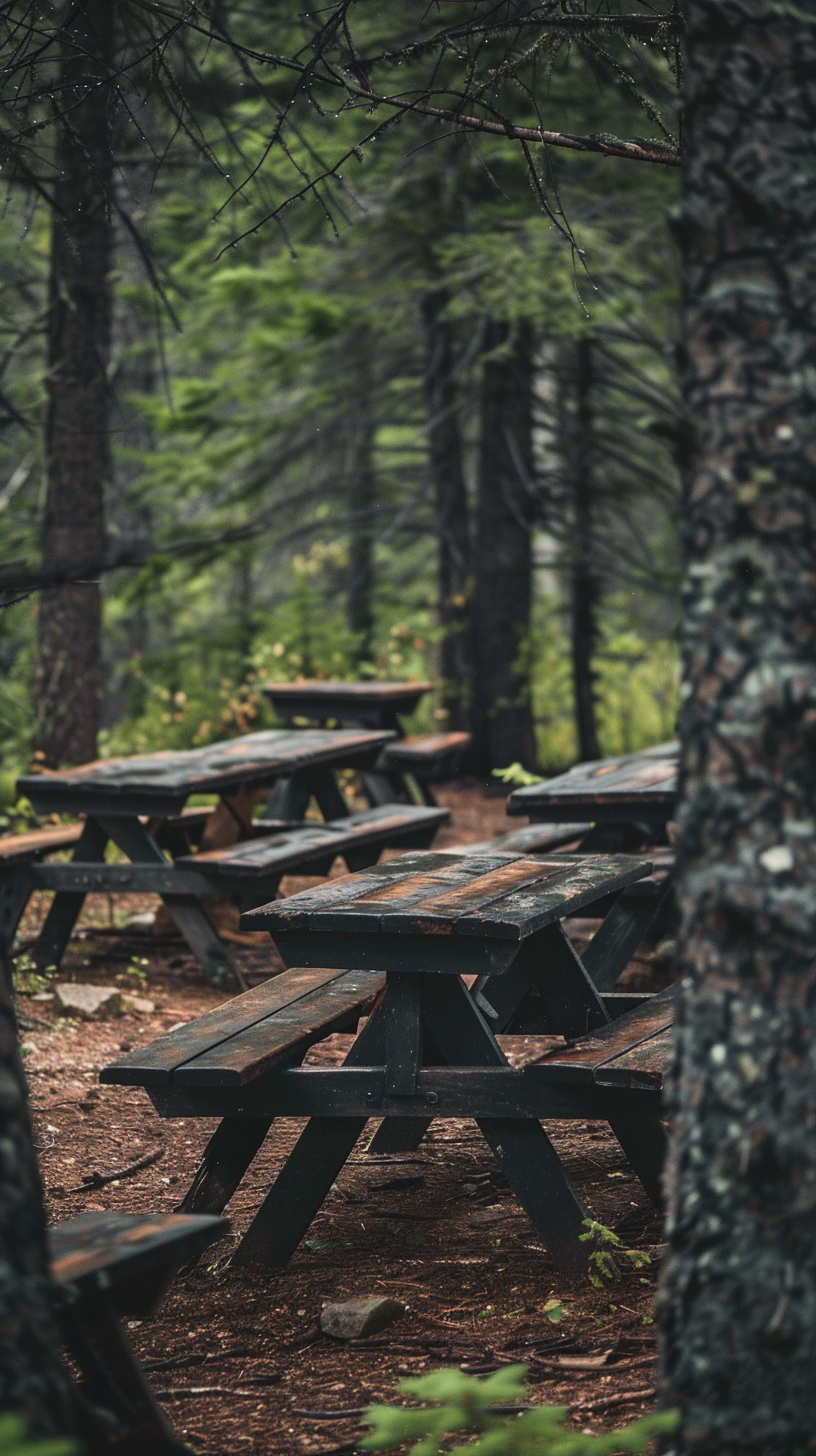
319, 1297, 405, 1341
55, 984, 122, 1021
121, 994, 155, 1015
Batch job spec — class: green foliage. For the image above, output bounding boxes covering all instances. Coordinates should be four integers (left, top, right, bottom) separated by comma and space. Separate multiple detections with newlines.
579, 1221, 652, 1290
359, 1366, 677, 1456
492, 764, 544, 788
0, 1414, 77, 1456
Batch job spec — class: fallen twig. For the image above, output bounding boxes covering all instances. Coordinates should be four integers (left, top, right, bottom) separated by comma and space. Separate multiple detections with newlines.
143, 1346, 254, 1372
571, 1386, 656, 1414
155, 1386, 266, 1399
64, 1145, 163, 1194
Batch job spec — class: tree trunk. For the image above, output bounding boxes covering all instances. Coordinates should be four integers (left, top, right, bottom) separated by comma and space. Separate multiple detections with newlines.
658, 6, 816, 1455
0, 971, 74, 1431
569, 336, 601, 762
345, 339, 376, 666
421, 291, 474, 732
36, 1, 115, 766
472, 318, 537, 771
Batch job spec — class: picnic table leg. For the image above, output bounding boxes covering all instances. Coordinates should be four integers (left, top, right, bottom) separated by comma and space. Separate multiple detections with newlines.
606, 1112, 667, 1209
179, 1116, 273, 1216
61, 1290, 187, 1454
232, 1003, 385, 1268
32, 819, 109, 973
581, 880, 673, 992
422, 976, 591, 1277
98, 816, 244, 991
0, 869, 35, 991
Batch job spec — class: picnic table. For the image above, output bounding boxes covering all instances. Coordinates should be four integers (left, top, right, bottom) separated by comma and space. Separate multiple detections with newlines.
263, 679, 471, 805
507, 742, 678, 849
8, 729, 396, 986
103, 847, 672, 1275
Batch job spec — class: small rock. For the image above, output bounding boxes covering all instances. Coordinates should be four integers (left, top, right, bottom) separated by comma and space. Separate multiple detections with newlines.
319, 1297, 405, 1341
125, 911, 156, 933
55, 984, 121, 1021
122, 994, 155, 1015
31, 992, 55, 1003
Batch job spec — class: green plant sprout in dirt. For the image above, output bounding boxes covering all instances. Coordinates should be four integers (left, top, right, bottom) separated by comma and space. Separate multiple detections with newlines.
360, 1366, 677, 1456
579, 1221, 652, 1290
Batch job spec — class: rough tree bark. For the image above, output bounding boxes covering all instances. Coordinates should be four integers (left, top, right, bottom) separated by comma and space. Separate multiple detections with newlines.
36, 1, 115, 766
421, 291, 474, 732
658, 6, 816, 1454
0, 970, 73, 1430
472, 318, 537, 771
569, 335, 602, 762
345, 335, 376, 666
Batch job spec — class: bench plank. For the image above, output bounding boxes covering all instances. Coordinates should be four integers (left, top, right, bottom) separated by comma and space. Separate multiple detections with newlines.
451, 823, 593, 856
49, 1211, 228, 1290
101, 966, 352, 1087
0, 823, 83, 863
178, 804, 448, 879
175, 970, 385, 1086
593, 1027, 672, 1089
382, 732, 471, 765
533, 985, 675, 1084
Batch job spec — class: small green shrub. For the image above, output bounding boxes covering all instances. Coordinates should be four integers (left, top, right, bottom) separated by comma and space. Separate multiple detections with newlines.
360, 1366, 677, 1456
579, 1220, 652, 1289
0, 1414, 77, 1456
491, 764, 544, 788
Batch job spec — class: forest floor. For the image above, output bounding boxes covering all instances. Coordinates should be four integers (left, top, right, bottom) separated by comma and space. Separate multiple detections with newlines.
16, 782, 675, 1456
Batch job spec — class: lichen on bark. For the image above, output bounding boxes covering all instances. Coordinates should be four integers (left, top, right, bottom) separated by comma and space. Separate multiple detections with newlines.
659, 4, 816, 1453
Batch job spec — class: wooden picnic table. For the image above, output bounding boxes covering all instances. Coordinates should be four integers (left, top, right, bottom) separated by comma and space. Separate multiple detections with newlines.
263, 678, 433, 731
507, 741, 678, 847
263, 679, 470, 806
9, 729, 393, 985
105, 847, 671, 1275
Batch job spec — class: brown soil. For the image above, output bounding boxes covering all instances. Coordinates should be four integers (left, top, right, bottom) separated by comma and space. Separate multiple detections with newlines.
16, 783, 672, 1456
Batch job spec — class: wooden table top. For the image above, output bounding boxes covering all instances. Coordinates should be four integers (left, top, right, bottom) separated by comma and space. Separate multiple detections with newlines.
19, 728, 394, 816
245, 847, 652, 947
264, 679, 432, 725
508, 743, 678, 823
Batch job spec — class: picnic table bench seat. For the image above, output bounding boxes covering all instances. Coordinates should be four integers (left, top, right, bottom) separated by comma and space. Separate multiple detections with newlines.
381, 730, 471, 776
102, 964, 385, 1091
0, 822, 84, 864
450, 822, 594, 857
102, 964, 386, 1221
50, 1209, 227, 1453
178, 802, 449, 903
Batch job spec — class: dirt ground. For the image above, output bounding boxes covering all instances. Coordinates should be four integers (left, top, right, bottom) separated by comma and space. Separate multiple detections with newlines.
15, 783, 673, 1456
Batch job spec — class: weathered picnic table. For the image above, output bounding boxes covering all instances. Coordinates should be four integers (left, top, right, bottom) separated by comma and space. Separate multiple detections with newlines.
508, 742, 678, 850
7, 729, 409, 986
103, 847, 672, 1275
263, 679, 471, 805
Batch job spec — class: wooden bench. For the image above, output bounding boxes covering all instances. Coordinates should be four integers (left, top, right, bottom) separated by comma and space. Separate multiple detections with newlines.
532, 985, 674, 1207
449, 822, 594, 856
177, 802, 449, 907
0, 822, 84, 864
369, 731, 471, 806
102, 965, 385, 1216
50, 1209, 227, 1453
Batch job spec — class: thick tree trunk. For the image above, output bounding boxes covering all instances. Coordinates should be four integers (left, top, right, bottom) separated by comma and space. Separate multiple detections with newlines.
36, 1, 115, 766
569, 336, 601, 762
345, 336, 376, 666
472, 318, 537, 771
346, 417, 376, 666
0, 972, 73, 1430
421, 291, 474, 732
658, 6, 816, 1455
